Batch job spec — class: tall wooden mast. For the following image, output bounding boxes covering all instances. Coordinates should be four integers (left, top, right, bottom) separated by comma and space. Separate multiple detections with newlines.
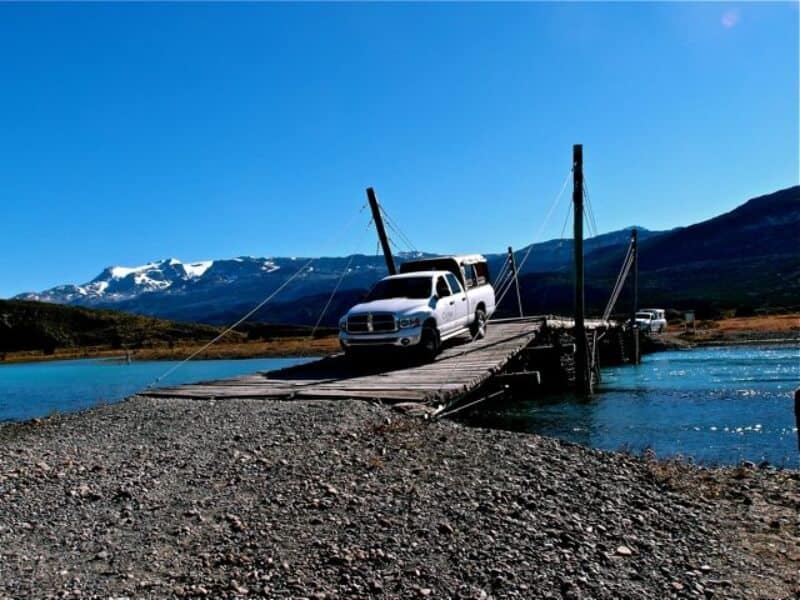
573, 144, 591, 394
366, 187, 397, 275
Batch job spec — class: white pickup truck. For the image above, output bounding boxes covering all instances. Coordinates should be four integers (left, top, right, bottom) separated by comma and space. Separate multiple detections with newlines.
338, 255, 496, 360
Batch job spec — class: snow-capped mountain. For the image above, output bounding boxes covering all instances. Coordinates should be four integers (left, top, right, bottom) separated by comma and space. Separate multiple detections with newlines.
13, 227, 661, 325
14, 254, 410, 323
18, 257, 283, 304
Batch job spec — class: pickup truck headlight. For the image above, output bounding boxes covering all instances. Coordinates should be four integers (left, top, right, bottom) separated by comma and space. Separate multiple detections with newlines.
398, 317, 420, 329
339, 318, 347, 331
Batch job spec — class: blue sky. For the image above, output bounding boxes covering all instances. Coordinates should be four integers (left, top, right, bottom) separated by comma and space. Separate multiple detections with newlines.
1, 2, 797, 297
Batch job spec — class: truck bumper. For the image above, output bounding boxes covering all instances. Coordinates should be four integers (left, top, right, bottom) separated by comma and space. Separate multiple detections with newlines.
339, 328, 423, 349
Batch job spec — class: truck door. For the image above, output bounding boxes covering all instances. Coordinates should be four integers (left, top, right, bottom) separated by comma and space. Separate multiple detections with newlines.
445, 272, 469, 330
435, 275, 456, 334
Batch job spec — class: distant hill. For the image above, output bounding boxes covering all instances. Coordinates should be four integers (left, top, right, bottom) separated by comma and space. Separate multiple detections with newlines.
513, 185, 800, 317
0, 300, 241, 354
11, 185, 799, 324
501, 227, 663, 276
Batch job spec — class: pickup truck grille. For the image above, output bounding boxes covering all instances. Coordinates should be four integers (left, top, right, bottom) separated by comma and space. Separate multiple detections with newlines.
347, 313, 396, 333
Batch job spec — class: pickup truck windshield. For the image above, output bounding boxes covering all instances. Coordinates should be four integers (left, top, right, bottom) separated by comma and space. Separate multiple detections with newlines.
365, 277, 432, 301
636, 312, 653, 319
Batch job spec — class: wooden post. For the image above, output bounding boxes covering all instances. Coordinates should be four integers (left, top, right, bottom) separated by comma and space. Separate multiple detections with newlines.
573, 144, 590, 394
366, 187, 397, 275
508, 246, 524, 319
795, 388, 800, 452
630, 229, 640, 365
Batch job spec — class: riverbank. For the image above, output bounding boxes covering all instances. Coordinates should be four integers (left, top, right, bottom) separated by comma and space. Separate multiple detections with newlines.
0, 336, 341, 365
4, 313, 796, 365
667, 313, 800, 347
1, 397, 797, 598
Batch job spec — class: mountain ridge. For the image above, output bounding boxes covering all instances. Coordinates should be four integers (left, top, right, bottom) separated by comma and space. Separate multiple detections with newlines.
13, 185, 799, 323
14, 232, 655, 316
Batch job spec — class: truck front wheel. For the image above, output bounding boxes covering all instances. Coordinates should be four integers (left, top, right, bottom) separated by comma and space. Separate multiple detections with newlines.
470, 308, 487, 340
419, 326, 440, 361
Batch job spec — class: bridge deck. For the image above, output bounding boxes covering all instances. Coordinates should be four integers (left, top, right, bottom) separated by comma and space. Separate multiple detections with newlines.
141, 320, 556, 406
142, 317, 612, 407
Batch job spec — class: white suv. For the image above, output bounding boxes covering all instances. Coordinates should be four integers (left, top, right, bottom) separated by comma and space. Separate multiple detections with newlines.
635, 309, 667, 333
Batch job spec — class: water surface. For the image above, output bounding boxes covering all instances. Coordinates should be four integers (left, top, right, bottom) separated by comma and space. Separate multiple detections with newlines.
0, 357, 311, 422
462, 345, 800, 467
3, 347, 798, 468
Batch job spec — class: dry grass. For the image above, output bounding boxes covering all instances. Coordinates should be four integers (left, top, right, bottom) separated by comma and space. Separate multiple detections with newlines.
712, 313, 800, 333
643, 453, 800, 597
134, 337, 341, 360
671, 312, 800, 345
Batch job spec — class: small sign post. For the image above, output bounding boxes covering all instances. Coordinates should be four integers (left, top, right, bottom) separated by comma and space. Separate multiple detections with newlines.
684, 310, 695, 334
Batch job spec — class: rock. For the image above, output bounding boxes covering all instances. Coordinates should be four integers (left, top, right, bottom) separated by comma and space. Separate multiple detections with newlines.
615, 546, 633, 556
225, 514, 245, 532
438, 522, 454, 535
230, 580, 248, 594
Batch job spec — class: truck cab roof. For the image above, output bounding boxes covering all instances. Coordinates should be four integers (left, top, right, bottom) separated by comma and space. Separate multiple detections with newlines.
382, 271, 450, 280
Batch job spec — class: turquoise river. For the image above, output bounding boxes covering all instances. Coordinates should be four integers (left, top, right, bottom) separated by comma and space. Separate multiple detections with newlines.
1, 345, 798, 467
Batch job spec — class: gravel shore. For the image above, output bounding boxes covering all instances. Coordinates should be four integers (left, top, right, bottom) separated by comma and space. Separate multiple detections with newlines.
1, 397, 797, 599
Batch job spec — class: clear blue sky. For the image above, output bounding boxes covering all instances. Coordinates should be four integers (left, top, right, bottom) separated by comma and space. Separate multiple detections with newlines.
1, 2, 797, 297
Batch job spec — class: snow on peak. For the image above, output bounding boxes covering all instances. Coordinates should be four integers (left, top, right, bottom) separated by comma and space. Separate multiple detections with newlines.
106, 258, 216, 282
109, 262, 161, 279
261, 259, 279, 273
183, 260, 213, 278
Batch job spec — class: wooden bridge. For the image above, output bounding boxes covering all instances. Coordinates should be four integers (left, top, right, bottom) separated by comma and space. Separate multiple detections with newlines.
141, 317, 617, 414
140, 150, 644, 411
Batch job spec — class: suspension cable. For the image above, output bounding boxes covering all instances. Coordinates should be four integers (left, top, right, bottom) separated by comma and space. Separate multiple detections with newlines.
492, 254, 513, 291
559, 200, 572, 240
511, 169, 572, 277
606, 243, 634, 309
384, 220, 414, 254
380, 204, 418, 254
489, 169, 572, 317
434, 169, 575, 364
601, 240, 635, 321
583, 206, 597, 239
603, 253, 634, 322
583, 179, 599, 238
145, 257, 317, 389
143, 202, 369, 389
309, 253, 356, 339
310, 221, 376, 337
